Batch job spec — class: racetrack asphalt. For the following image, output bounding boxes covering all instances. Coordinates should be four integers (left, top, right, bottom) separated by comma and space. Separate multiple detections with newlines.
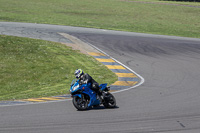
1, 22, 200, 133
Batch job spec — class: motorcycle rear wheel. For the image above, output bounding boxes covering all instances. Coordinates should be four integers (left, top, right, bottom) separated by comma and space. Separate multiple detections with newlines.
103, 92, 116, 108
72, 96, 88, 110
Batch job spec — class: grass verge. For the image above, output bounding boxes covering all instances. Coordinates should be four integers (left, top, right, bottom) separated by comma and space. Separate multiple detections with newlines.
0, 35, 117, 101
0, 0, 199, 38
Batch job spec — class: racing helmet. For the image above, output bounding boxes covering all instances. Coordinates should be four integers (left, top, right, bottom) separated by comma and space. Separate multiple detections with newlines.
74, 69, 84, 79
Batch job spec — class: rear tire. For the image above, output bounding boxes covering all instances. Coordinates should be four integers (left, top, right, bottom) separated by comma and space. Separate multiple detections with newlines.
72, 96, 88, 111
103, 92, 116, 108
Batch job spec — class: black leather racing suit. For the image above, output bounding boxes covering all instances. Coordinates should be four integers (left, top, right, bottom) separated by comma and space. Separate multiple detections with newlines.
79, 73, 101, 94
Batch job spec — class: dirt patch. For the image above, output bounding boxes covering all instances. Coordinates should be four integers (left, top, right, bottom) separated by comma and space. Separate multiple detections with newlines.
58, 33, 99, 55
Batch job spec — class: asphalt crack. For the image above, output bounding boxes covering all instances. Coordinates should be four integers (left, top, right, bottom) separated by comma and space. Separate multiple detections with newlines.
177, 121, 186, 128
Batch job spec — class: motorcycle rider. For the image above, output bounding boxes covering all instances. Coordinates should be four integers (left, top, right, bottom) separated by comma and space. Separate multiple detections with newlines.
74, 69, 103, 101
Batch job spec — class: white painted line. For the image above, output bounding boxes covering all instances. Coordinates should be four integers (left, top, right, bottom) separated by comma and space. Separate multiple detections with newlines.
84, 41, 145, 93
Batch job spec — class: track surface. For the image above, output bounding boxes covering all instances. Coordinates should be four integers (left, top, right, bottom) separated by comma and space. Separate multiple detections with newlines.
1, 22, 200, 133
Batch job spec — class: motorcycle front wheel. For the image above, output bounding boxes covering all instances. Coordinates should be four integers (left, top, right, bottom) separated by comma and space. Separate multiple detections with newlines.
103, 92, 116, 108
72, 96, 88, 111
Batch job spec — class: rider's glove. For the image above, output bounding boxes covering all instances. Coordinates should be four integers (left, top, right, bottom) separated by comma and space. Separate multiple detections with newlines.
83, 79, 88, 84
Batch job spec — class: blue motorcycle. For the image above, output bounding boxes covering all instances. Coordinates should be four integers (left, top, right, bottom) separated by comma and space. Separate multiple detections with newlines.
70, 79, 116, 110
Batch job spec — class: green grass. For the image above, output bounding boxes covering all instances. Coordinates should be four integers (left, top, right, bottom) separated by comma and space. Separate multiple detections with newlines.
0, 0, 199, 100
0, 35, 117, 101
0, 0, 200, 38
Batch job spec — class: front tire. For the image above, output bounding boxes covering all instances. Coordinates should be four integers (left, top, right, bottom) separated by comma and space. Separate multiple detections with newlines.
72, 96, 88, 110
103, 92, 116, 108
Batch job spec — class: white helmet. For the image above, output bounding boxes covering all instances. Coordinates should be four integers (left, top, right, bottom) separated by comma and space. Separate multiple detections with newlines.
74, 69, 84, 79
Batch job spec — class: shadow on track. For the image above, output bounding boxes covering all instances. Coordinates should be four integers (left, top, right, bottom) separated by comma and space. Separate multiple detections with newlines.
76, 105, 119, 111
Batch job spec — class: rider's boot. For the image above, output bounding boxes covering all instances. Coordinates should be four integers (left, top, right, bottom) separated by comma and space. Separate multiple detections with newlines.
97, 89, 104, 103
96, 94, 102, 103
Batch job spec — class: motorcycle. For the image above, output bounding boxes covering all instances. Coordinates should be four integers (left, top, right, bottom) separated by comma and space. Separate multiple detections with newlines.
69, 79, 116, 110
